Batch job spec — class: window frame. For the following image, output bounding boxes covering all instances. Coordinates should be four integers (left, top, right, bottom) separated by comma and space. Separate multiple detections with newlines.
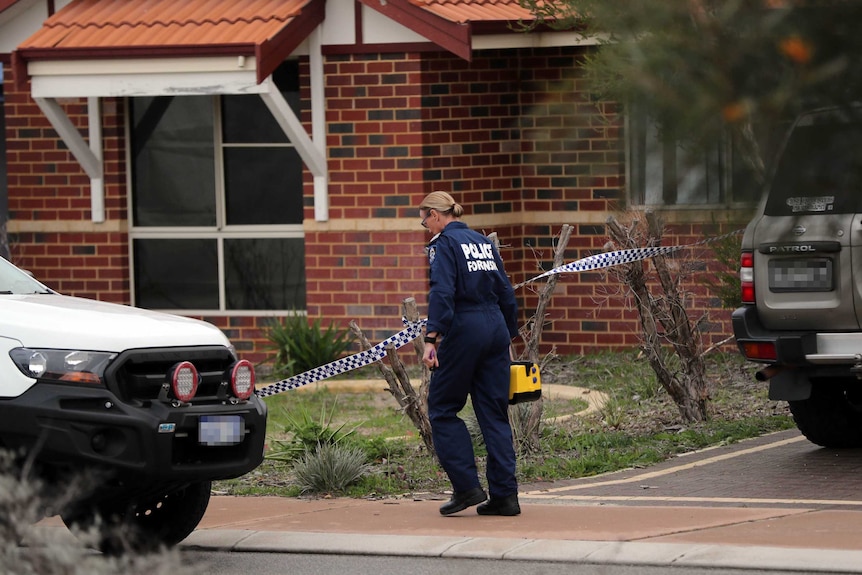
126, 95, 306, 316
625, 105, 758, 210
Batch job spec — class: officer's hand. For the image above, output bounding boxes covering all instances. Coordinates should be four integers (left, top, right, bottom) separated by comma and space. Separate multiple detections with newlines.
423, 343, 439, 371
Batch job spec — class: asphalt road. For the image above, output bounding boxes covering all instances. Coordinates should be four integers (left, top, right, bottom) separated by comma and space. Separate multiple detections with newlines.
181, 550, 855, 575
520, 428, 862, 511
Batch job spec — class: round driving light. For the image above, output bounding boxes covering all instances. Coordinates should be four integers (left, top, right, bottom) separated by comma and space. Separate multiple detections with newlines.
170, 361, 199, 403
230, 359, 255, 400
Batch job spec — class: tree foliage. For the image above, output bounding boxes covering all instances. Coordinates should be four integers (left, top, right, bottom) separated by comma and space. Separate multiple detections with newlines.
518, 0, 862, 177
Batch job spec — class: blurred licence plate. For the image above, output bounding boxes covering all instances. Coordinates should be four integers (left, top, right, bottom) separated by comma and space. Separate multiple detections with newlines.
199, 415, 244, 446
768, 258, 833, 292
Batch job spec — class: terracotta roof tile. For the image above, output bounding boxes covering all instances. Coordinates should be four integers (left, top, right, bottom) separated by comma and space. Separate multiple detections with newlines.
409, 0, 539, 24
19, 0, 312, 50
16, 0, 325, 83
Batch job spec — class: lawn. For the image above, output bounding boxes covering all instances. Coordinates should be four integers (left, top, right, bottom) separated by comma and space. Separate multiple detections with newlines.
213, 350, 794, 498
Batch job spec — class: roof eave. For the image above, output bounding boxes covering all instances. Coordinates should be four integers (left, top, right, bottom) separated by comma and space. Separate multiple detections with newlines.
14, 0, 327, 86
357, 0, 472, 61
13, 44, 256, 91
256, 0, 325, 83
16, 44, 257, 62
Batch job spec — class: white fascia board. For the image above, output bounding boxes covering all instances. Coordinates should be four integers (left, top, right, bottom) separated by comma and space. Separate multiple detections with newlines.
29, 57, 263, 98
473, 31, 604, 51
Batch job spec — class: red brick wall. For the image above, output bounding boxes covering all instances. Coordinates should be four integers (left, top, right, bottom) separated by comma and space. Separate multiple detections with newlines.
3, 47, 744, 375
313, 46, 743, 359
4, 67, 130, 302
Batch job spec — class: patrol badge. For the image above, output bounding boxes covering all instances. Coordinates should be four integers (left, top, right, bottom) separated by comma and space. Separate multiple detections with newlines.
427, 246, 436, 264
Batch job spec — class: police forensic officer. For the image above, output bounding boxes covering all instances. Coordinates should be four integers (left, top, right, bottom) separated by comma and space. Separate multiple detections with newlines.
419, 191, 521, 516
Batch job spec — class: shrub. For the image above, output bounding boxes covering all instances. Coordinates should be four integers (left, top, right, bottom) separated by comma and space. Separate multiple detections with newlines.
265, 313, 356, 378
702, 230, 743, 309
266, 397, 360, 463
0, 450, 192, 574
291, 443, 371, 494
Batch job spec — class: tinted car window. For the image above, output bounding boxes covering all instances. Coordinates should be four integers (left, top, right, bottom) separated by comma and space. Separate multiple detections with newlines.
765, 116, 862, 216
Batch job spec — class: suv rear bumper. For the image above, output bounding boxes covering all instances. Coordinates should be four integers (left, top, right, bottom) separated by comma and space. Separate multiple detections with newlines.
732, 305, 814, 364
0, 382, 266, 484
734, 305, 862, 367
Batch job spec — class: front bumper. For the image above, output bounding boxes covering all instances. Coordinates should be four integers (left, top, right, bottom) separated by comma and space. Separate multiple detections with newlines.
0, 381, 267, 484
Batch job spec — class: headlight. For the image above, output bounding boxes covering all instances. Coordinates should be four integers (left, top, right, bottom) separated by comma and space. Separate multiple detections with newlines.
9, 348, 116, 385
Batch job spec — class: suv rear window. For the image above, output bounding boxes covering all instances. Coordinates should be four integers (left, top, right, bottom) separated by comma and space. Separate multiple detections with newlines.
765, 113, 862, 216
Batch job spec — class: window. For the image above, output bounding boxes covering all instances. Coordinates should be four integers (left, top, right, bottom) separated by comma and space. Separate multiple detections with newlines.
628, 104, 759, 207
129, 61, 306, 312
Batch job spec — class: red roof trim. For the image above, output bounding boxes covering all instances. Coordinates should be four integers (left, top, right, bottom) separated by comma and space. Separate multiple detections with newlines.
16, 44, 257, 61
357, 0, 472, 61
0, 0, 22, 13
256, 0, 325, 83
323, 41, 445, 57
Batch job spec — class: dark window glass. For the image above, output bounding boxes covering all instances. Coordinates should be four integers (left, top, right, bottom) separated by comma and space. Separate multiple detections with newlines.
766, 119, 862, 216
224, 238, 306, 310
131, 96, 216, 226
629, 114, 726, 205
130, 61, 307, 312
730, 134, 761, 205
629, 103, 758, 206
224, 147, 304, 225
222, 61, 301, 144
133, 239, 218, 309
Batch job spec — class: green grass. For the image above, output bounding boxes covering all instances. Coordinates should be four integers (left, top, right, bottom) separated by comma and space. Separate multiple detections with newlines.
214, 350, 795, 497
521, 416, 794, 480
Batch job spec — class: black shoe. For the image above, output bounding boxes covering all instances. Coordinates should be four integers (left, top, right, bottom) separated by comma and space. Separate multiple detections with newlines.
477, 494, 521, 516
439, 487, 487, 516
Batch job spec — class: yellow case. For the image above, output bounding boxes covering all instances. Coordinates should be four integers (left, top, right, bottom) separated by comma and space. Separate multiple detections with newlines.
509, 361, 542, 404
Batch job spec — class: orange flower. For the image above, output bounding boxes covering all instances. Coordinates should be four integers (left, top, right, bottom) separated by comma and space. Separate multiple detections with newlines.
722, 101, 748, 123
779, 35, 812, 64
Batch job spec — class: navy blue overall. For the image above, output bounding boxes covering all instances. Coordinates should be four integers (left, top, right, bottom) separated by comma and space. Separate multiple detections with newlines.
425, 221, 519, 499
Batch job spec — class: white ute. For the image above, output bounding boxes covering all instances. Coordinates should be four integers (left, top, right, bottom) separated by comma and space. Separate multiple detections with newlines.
0, 256, 267, 551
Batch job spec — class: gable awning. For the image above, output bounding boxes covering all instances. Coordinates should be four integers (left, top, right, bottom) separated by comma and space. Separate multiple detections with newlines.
15, 0, 325, 86
12, 0, 329, 222
357, 0, 545, 61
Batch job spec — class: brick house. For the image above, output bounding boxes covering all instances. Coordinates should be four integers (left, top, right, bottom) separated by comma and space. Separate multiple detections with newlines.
0, 0, 756, 371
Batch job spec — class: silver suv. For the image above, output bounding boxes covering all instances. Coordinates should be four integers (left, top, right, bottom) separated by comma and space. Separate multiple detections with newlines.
733, 105, 862, 448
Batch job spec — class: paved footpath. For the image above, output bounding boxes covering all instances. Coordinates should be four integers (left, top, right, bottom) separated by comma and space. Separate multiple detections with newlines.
177, 428, 862, 573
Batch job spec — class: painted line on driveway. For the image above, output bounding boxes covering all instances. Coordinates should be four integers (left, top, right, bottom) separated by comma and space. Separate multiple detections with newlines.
524, 494, 862, 506
522, 433, 808, 496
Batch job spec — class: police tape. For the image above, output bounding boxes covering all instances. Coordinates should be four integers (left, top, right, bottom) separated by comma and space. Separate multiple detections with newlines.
255, 230, 741, 398
255, 317, 427, 398
512, 228, 743, 289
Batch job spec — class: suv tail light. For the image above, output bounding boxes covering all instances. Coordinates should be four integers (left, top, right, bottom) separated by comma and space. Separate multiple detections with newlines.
228, 359, 255, 400
740, 341, 777, 362
170, 361, 199, 403
740, 251, 755, 304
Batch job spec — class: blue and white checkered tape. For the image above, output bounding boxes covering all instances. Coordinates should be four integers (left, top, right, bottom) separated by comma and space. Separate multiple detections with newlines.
255, 317, 427, 398
255, 230, 740, 398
